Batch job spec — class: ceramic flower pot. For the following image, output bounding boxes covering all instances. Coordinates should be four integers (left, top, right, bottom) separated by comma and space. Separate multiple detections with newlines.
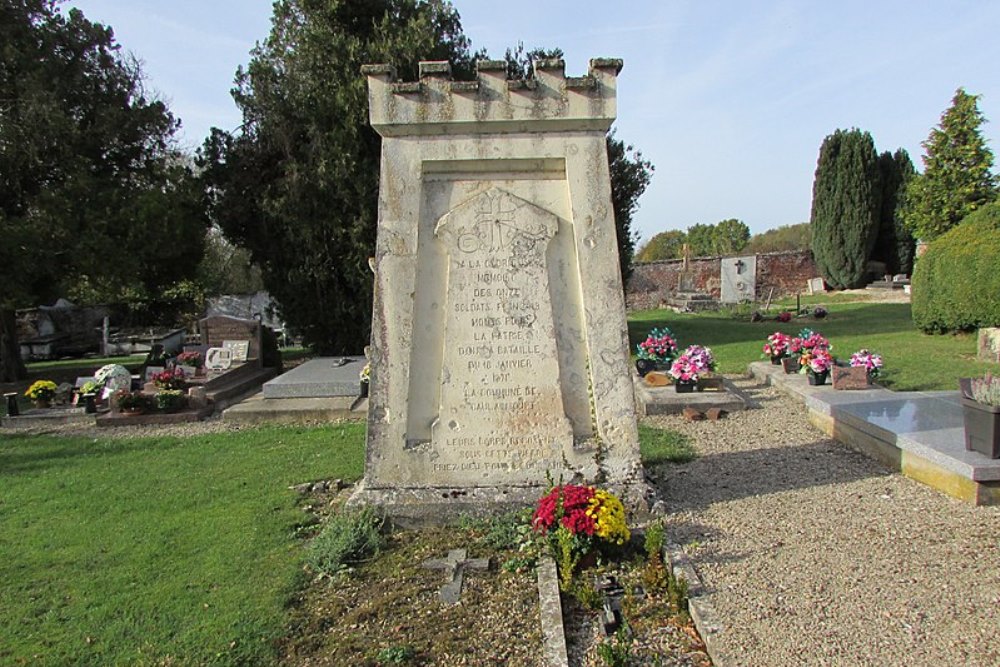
33, 398, 51, 409
770, 355, 785, 366
807, 370, 829, 386
675, 381, 696, 394
360, 380, 370, 398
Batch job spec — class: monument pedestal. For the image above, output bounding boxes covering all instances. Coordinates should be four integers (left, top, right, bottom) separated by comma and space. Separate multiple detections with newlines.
353, 58, 645, 520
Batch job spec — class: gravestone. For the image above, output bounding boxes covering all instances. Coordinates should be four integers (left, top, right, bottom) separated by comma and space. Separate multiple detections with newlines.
421, 548, 489, 604
807, 277, 825, 295
352, 58, 643, 519
198, 315, 261, 368
978, 327, 1000, 363
720, 255, 756, 303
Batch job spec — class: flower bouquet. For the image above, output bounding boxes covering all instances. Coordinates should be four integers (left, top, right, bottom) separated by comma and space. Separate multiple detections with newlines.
152, 368, 187, 391
762, 332, 792, 363
176, 351, 203, 370
849, 349, 883, 379
532, 484, 630, 590
25, 380, 58, 407
805, 348, 834, 385
635, 327, 678, 376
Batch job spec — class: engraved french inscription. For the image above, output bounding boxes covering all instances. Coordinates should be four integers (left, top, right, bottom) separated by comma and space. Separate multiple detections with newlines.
431, 188, 573, 483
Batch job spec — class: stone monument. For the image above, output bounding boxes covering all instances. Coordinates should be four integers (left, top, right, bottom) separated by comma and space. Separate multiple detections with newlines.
351, 58, 644, 521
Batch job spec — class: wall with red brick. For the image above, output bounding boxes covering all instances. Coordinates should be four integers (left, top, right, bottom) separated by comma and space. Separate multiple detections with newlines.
626, 250, 819, 311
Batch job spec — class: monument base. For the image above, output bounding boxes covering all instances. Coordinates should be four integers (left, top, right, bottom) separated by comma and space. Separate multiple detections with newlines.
348, 479, 657, 528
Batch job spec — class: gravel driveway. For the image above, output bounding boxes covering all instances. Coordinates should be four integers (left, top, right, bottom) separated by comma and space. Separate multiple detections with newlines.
646, 378, 1000, 667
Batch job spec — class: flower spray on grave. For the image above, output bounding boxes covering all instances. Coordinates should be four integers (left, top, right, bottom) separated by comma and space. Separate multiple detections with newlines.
25, 380, 58, 407
762, 332, 792, 363
152, 368, 187, 391
635, 327, 678, 376
531, 479, 630, 592
849, 349, 883, 379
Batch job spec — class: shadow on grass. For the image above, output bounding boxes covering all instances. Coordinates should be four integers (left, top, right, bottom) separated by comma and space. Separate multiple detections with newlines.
650, 439, 892, 511
0, 435, 187, 476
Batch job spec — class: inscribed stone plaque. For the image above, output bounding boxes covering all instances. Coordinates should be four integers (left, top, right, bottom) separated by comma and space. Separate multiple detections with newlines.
428, 188, 573, 483
222, 340, 250, 362
205, 347, 233, 370
198, 316, 261, 365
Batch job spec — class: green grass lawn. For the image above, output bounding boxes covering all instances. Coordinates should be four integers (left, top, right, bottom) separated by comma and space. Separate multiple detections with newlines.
629, 301, 995, 391
0, 424, 365, 666
25, 354, 147, 372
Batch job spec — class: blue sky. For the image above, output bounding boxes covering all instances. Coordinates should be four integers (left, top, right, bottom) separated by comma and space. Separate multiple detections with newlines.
65, 1, 1000, 243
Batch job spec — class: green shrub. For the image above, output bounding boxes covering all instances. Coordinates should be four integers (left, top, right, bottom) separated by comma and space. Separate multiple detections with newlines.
307, 505, 385, 576
912, 203, 1000, 333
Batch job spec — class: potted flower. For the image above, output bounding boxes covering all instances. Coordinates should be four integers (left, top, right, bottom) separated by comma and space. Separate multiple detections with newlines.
776, 311, 792, 323
532, 484, 630, 590
959, 373, 1000, 459
24, 380, 58, 408
176, 351, 203, 375
115, 390, 149, 415
805, 349, 834, 385
635, 327, 678, 376
679, 344, 721, 391
155, 389, 187, 413
152, 368, 186, 391
359, 363, 371, 397
762, 332, 792, 364
78, 380, 102, 413
668, 354, 701, 393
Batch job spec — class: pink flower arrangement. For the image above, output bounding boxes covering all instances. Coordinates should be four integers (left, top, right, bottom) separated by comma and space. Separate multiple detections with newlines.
682, 345, 716, 373
176, 351, 202, 367
636, 327, 678, 362
762, 332, 792, 358
806, 348, 834, 373
152, 368, 187, 390
849, 349, 883, 378
669, 355, 702, 383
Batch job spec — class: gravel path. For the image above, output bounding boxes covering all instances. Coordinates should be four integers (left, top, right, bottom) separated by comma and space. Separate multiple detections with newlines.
646, 377, 1000, 667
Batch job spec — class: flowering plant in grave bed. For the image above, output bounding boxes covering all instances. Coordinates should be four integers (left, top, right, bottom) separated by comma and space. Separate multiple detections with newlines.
25, 380, 58, 402
681, 345, 716, 373
176, 351, 202, 368
152, 368, 186, 390
532, 485, 630, 547
636, 327, 678, 363
668, 355, 702, 384
849, 349, 883, 378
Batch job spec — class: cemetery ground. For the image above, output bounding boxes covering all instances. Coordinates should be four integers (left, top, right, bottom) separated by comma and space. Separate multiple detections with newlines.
2, 296, 998, 665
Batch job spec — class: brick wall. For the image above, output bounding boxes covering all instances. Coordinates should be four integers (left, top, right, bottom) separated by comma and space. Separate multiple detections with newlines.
626, 250, 818, 311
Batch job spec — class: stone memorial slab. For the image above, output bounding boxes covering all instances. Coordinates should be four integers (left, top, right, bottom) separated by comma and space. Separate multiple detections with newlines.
198, 316, 261, 366
263, 356, 367, 398
720, 256, 756, 303
351, 58, 643, 517
421, 548, 489, 604
807, 277, 825, 295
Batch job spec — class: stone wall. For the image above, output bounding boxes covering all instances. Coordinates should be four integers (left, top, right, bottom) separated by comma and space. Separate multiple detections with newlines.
626, 250, 818, 311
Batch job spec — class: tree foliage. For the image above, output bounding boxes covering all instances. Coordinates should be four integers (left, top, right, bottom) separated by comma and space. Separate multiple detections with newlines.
745, 223, 811, 254
809, 128, 881, 289
635, 230, 685, 262
871, 149, 916, 274
903, 88, 998, 241
911, 202, 1000, 333
1, 0, 202, 380
202, 0, 476, 354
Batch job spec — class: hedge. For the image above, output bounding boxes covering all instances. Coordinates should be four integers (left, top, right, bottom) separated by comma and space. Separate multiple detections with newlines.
912, 203, 1000, 333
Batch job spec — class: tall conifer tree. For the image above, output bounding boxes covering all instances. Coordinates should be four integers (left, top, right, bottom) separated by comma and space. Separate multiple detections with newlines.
904, 88, 998, 241
809, 129, 881, 289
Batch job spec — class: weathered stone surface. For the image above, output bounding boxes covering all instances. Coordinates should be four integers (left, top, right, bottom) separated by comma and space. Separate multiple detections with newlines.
198, 315, 262, 367
263, 356, 366, 399
353, 58, 642, 512
832, 366, 871, 390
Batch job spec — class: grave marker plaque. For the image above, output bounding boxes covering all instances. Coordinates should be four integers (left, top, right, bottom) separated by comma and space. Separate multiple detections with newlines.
352, 58, 643, 518
198, 316, 261, 367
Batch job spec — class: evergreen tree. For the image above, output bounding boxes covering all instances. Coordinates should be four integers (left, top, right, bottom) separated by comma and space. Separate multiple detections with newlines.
903, 88, 998, 241
872, 149, 917, 274
202, 0, 476, 354
809, 129, 881, 289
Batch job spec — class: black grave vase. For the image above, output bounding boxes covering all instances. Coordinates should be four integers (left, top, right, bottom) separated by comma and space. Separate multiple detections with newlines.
807, 370, 829, 386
